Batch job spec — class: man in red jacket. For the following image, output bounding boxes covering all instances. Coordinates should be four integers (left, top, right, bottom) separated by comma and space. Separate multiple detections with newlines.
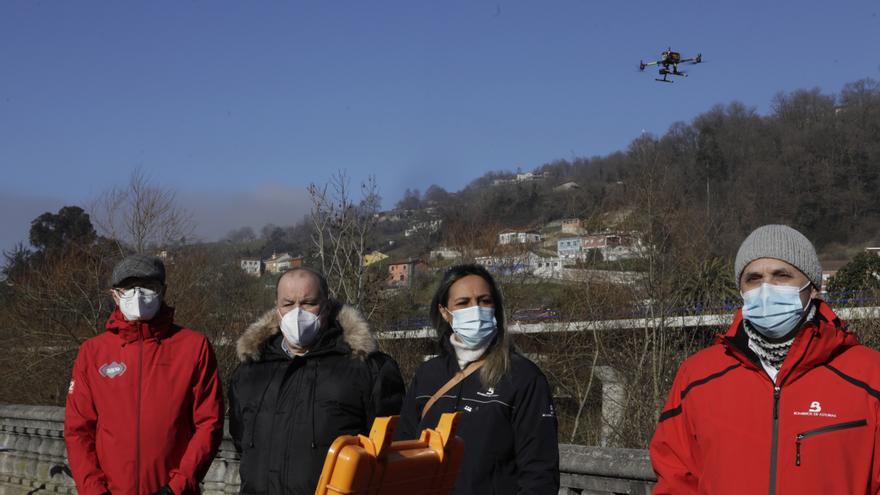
65, 254, 224, 495
650, 225, 880, 494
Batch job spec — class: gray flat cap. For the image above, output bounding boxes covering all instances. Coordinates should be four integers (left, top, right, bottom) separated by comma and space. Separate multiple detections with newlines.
111, 254, 166, 287
734, 224, 822, 289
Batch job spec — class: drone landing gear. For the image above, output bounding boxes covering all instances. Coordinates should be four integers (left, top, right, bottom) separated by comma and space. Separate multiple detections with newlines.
655, 67, 686, 83
656, 69, 673, 83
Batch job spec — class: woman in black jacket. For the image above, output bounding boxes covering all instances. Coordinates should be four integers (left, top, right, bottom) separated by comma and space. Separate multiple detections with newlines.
396, 264, 559, 494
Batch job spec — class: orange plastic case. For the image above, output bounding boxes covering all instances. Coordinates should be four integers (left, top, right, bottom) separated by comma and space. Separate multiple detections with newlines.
314, 413, 464, 495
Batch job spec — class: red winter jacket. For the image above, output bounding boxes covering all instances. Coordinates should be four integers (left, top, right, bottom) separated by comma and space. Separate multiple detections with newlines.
650, 301, 880, 495
64, 306, 224, 495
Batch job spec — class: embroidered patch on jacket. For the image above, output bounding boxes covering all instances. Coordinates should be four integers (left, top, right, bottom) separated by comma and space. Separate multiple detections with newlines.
477, 387, 499, 398
98, 362, 127, 379
793, 401, 837, 418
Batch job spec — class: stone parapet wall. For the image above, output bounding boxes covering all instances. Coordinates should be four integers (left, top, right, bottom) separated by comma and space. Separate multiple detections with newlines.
0, 404, 654, 495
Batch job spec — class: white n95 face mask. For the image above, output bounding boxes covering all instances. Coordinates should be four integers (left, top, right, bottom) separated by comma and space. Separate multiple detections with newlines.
118, 287, 161, 321
279, 307, 322, 348
448, 305, 497, 349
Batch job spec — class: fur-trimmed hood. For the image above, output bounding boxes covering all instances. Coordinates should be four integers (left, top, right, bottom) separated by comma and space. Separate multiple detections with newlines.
236, 304, 377, 363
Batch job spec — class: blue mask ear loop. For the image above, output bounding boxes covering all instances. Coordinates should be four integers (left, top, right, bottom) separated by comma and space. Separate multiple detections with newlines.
796, 281, 813, 310
441, 306, 454, 327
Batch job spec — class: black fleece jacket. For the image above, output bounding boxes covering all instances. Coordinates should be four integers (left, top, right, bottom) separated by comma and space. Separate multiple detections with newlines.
395, 350, 559, 495
229, 305, 404, 495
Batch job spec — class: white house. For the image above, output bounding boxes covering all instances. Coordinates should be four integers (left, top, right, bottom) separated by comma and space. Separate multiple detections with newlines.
515, 172, 547, 182
240, 258, 263, 277
429, 247, 462, 261
476, 252, 564, 279
404, 219, 442, 237
498, 230, 542, 245
531, 256, 565, 279
557, 237, 584, 258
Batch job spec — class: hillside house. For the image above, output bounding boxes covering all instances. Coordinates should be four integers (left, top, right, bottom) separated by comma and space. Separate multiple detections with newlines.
498, 230, 543, 245
265, 253, 304, 274
387, 259, 429, 288
240, 258, 263, 277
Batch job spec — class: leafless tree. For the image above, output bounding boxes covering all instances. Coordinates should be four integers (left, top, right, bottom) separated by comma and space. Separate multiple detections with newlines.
92, 168, 194, 254
309, 171, 382, 314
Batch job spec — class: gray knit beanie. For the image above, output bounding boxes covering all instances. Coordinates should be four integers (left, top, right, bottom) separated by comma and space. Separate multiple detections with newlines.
734, 225, 822, 289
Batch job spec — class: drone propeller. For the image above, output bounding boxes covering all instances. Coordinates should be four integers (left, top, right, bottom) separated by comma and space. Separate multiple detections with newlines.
639, 60, 646, 71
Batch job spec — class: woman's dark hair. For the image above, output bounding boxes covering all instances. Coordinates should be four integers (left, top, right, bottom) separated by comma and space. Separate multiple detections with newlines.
429, 263, 510, 386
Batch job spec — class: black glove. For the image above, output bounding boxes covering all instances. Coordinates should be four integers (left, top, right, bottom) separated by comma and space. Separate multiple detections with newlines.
151, 486, 174, 495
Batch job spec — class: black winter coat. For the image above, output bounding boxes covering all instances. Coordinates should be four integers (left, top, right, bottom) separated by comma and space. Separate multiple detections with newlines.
395, 350, 560, 495
229, 305, 405, 495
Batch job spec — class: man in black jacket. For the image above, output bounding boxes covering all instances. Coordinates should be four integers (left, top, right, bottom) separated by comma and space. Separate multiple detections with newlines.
229, 267, 405, 494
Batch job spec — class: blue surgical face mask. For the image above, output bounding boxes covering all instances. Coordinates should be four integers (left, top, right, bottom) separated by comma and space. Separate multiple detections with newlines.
742, 282, 811, 339
446, 305, 497, 349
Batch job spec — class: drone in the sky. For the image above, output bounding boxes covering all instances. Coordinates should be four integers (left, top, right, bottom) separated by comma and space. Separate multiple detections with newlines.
639, 48, 703, 83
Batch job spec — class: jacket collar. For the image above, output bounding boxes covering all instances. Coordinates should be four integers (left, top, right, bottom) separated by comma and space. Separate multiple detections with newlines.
105, 304, 176, 343
721, 300, 859, 384
236, 304, 378, 363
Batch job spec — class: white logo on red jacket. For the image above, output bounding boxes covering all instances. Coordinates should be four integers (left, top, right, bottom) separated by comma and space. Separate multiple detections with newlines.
793, 400, 837, 418
99, 362, 127, 379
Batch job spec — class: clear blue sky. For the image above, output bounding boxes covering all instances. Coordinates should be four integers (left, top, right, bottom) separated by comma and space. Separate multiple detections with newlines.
1, 0, 878, 251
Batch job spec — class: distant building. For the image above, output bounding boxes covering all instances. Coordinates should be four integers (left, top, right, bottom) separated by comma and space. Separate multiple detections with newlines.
476, 253, 534, 276
498, 230, 542, 245
363, 251, 390, 267
240, 258, 263, 277
866, 247, 880, 257
515, 172, 547, 182
557, 237, 585, 259
430, 247, 462, 261
387, 259, 429, 287
560, 218, 584, 234
588, 233, 642, 261
492, 171, 548, 186
476, 252, 564, 279
531, 256, 565, 278
821, 260, 848, 294
553, 181, 580, 192
557, 232, 642, 261
404, 219, 442, 237
265, 253, 304, 274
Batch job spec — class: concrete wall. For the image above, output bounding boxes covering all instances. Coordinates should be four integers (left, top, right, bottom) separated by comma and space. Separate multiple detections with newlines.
0, 404, 654, 495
